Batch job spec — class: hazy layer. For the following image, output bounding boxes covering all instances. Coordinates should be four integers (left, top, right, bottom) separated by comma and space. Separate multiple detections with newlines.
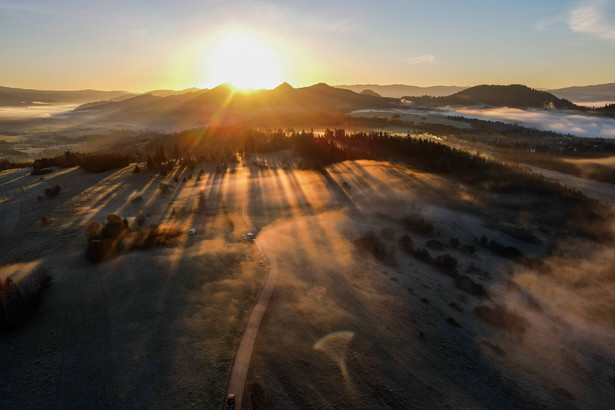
0, 104, 78, 119
445, 106, 615, 138
353, 106, 615, 139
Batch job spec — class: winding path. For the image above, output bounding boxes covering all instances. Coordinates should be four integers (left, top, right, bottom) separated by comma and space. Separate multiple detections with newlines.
225, 177, 279, 409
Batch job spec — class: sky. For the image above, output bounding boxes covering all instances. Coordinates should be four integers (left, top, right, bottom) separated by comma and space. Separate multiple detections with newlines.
1, 0, 614, 91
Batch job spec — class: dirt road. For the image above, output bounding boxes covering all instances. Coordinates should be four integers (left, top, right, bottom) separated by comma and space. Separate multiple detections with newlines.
523, 164, 615, 205
225, 178, 280, 409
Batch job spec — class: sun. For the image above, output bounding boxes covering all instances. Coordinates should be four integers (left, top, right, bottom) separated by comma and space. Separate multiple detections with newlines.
205, 31, 283, 90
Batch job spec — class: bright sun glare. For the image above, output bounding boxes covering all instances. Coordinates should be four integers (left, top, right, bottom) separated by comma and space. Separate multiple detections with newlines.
206, 31, 282, 90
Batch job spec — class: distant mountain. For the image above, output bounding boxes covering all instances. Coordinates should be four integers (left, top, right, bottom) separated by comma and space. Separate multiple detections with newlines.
360, 89, 381, 98
335, 84, 466, 98
405, 84, 578, 109
549, 83, 615, 103
0, 86, 132, 107
146, 87, 202, 97
71, 82, 396, 128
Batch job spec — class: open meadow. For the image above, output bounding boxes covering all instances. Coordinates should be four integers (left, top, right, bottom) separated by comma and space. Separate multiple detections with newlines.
3, 149, 615, 408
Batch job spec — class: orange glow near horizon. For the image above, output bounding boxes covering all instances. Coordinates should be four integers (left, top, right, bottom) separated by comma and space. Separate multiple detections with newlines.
202, 30, 283, 90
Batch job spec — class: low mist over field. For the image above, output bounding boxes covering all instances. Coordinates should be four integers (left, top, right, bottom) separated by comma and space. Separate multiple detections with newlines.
445, 106, 615, 138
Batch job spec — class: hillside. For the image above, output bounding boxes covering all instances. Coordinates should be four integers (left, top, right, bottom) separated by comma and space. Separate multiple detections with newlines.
404, 84, 579, 109
71, 82, 396, 127
549, 83, 615, 103
0, 86, 132, 107
336, 84, 466, 98
360, 89, 381, 98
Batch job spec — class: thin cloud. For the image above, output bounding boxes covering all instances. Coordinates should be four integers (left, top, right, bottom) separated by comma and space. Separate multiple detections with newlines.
0, 1, 59, 15
534, 13, 567, 31
404, 55, 435, 65
569, 0, 615, 41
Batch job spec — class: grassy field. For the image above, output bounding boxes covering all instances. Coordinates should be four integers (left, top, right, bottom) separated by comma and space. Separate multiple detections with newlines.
0, 163, 265, 409
2, 155, 615, 409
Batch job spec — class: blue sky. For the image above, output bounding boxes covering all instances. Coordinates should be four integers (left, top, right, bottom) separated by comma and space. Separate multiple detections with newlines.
1, 0, 614, 91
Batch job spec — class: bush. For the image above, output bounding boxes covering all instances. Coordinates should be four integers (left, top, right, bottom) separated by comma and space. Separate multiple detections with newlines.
455, 275, 488, 298
449, 237, 460, 248
380, 227, 395, 241
488, 239, 524, 260
136, 214, 146, 227
131, 195, 143, 203
400, 213, 434, 236
133, 164, 141, 173
31, 168, 52, 176
159, 183, 170, 194
84, 215, 128, 263
248, 381, 268, 410
40, 216, 50, 225
355, 231, 396, 266
426, 239, 444, 250
44, 184, 61, 198
474, 304, 528, 334
412, 247, 433, 263
197, 189, 207, 213
101, 214, 128, 240
0, 268, 51, 333
86, 238, 117, 263
433, 254, 459, 276
398, 234, 414, 253
129, 225, 182, 250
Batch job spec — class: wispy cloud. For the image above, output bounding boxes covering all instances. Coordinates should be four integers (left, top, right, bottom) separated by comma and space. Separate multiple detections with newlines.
534, 14, 567, 31
0, 1, 58, 15
404, 54, 435, 65
569, 0, 615, 41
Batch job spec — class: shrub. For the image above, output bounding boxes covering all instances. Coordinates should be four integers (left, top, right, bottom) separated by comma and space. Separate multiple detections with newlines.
44, 184, 61, 198
474, 304, 528, 334
248, 381, 268, 410
400, 213, 434, 236
426, 239, 444, 250
100, 214, 128, 240
159, 183, 170, 194
136, 214, 146, 227
355, 231, 396, 266
86, 238, 116, 263
133, 164, 141, 173
130, 225, 182, 250
84, 215, 128, 263
398, 234, 414, 253
412, 247, 433, 263
488, 240, 524, 260
455, 275, 488, 298
433, 254, 459, 276
86, 222, 102, 241
131, 195, 143, 203
0, 268, 51, 333
31, 168, 52, 176
40, 216, 50, 225
197, 190, 207, 213
380, 227, 395, 241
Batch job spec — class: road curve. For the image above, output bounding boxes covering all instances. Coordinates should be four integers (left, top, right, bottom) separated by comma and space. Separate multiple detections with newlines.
225, 180, 279, 409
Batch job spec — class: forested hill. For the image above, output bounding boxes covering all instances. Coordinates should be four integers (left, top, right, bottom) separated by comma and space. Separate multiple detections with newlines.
404, 84, 579, 109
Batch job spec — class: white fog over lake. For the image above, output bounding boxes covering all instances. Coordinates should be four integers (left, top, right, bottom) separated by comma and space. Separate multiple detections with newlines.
0, 104, 78, 119
353, 105, 615, 139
